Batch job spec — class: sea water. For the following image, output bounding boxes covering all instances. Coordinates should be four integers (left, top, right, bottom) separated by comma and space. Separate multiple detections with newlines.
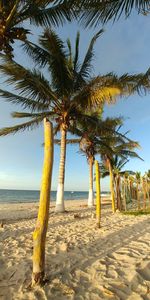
0, 189, 110, 203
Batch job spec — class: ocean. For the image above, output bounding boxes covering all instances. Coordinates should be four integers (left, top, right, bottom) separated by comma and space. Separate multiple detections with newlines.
0, 189, 110, 204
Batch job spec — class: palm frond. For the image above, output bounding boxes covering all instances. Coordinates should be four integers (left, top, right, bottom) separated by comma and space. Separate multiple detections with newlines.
73, 76, 122, 110
80, 0, 150, 26
0, 89, 49, 111
78, 29, 104, 80
11, 111, 55, 119
54, 138, 80, 145
29, 0, 75, 27
39, 29, 73, 95
0, 55, 58, 104
132, 68, 150, 95
73, 71, 150, 110
22, 40, 52, 68
0, 116, 44, 136
118, 150, 143, 161
66, 38, 73, 68
73, 31, 80, 72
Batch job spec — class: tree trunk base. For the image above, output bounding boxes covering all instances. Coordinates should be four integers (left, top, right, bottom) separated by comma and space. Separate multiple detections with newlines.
96, 222, 101, 229
88, 204, 95, 208
55, 203, 65, 213
32, 271, 45, 286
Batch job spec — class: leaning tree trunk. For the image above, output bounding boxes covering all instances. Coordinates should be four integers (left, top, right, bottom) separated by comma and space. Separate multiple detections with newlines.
137, 182, 140, 210
95, 160, 101, 228
88, 156, 94, 207
108, 160, 115, 213
142, 179, 147, 210
55, 125, 67, 212
116, 174, 121, 211
123, 177, 127, 211
32, 118, 53, 286
146, 179, 150, 206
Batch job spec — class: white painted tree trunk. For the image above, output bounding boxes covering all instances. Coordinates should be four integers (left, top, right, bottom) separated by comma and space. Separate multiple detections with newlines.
88, 158, 94, 207
55, 126, 67, 212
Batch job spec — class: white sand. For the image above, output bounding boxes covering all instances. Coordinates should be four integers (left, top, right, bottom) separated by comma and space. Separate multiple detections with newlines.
0, 199, 150, 300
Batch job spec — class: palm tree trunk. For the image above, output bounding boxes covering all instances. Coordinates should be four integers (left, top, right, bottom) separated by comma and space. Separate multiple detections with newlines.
88, 156, 94, 207
142, 180, 146, 210
55, 125, 67, 212
137, 183, 140, 210
116, 174, 121, 211
146, 179, 150, 205
123, 177, 127, 211
130, 180, 134, 208
95, 160, 101, 228
108, 160, 115, 213
32, 118, 53, 285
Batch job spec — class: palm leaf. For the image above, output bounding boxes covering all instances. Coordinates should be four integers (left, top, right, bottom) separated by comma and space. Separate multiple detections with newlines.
40, 29, 73, 95
80, 0, 150, 26
78, 29, 104, 80
11, 111, 55, 119
0, 55, 58, 104
0, 89, 49, 111
66, 38, 73, 68
73, 31, 80, 72
0, 116, 44, 136
29, 0, 75, 27
22, 40, 52, 68
54, 138, 80, 145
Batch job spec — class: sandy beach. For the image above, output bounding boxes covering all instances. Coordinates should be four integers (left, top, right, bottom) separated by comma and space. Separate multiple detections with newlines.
0, 198, 150, 300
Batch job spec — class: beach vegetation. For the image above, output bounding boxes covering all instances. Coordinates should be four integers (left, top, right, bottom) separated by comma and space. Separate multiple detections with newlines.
68, 116, 123, 207
122, 209, 150, 216
0, 30, 146, 213
99, 130, 142, 212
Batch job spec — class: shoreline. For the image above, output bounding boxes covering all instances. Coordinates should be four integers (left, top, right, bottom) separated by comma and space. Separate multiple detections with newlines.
0, 194, 111, 205
0, 198, 111, 223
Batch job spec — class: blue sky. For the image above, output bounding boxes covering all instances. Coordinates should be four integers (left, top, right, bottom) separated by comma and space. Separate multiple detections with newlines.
0, 13, 150, 191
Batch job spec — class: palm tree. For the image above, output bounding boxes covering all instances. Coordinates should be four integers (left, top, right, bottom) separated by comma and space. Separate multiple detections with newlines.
79, 0, 150, 26
80, 133, 95, 207
60, 115, 124, 206
32, 118, 53, 285
55, 116, 122, 207
0, 0, 75, 57
0, 29, 145, 212
98, 127, 141, 212
95, 159, 101, 228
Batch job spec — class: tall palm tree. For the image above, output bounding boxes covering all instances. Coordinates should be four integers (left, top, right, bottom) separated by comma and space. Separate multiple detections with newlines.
0, 29, 146, 212
0, 0, 75, 57
79, 0, 150, 26
32, 118, 53, 285
65, 116, 122, 207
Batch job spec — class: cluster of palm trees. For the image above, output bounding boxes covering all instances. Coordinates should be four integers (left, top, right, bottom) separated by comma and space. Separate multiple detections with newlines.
0, 30, 148, 214
100, 154, 150, 212
0, 0, 150, 286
